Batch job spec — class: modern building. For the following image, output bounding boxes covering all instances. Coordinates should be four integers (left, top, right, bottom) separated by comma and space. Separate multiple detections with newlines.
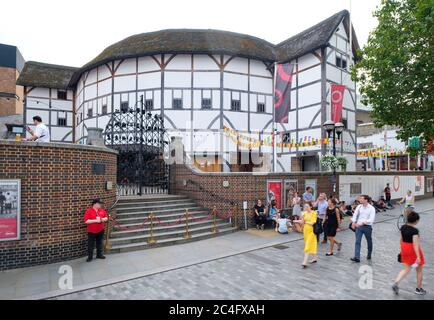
17, 10, 360, 172
0, 43, 25, 117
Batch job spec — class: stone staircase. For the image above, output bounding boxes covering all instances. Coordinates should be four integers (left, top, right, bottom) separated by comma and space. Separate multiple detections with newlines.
107, 194, 238, 253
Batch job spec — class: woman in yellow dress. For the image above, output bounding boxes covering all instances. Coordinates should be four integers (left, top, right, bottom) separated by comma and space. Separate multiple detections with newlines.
294, 203, 318, 268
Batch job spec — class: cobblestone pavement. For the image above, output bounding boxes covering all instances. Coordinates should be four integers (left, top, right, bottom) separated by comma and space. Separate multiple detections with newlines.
54, 209, 434, 300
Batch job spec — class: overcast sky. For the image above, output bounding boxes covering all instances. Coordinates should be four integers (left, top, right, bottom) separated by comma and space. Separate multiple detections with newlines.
1, 0, 381, 67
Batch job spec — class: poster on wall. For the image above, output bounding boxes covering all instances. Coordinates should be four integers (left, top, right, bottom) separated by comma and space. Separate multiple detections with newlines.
267, 180, 282, 209
0, 180, 21, 241
305, 179, 317, 200
283, 180, 298, 209
427, 177, 433, 193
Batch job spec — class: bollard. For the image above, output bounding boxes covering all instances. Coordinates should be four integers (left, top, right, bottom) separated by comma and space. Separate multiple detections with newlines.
212, 206, 218, 234
183, 208, 191, 239
104, 214, 112, 252
147, 212, 157, 245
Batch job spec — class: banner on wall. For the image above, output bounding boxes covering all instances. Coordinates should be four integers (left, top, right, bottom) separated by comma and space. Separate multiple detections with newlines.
267, 180, 282, 209
0, 180, 21, 241
305, 179, 317, 200
283, 180, 298, 209
274, 63, 294, 123
331, 84, 346, 123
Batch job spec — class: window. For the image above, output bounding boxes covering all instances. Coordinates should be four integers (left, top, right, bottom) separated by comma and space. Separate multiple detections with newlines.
201, 98, 212, 109
257, 102, 265, 113
57, 117, 67, 126
87, 107, 93, 118
145, 99, 154, 110
336, 56, 347, 69
57, 90, 67, 100
120, 102, 129, 113
173, 98, 183, 109
101, 104, 108, 115
231, 99, 241, 111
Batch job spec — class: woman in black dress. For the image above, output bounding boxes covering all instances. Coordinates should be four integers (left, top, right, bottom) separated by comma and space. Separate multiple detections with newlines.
324, 198, 342, 256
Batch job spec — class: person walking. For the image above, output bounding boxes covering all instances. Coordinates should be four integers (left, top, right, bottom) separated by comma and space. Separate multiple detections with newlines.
254, 199, 267, 230
24, 116, 51, 142
84, 198, 108, 262
314, 193, 328, 244
392, 211, 426, 295
293, 203, 318, 268
324, 198, 342, 256
291, 192, 302, 218
350, 195, 376, 263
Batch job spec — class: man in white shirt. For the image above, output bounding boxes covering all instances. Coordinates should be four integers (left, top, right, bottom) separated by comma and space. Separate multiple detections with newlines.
350, 195, 376, 263
25, 116, 50, 142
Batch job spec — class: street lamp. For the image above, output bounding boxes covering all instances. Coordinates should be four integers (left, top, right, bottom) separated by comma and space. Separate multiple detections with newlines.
322, 120, 345, 192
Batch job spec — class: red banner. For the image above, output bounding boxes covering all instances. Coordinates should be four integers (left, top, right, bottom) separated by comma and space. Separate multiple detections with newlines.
331, 84, 346, 123
267, 181, 282, 209
274, 63, 294, 123
0, 218, 17, 239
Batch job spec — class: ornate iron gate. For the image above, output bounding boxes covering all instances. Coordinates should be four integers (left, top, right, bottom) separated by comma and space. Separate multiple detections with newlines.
104, 101, 170, 196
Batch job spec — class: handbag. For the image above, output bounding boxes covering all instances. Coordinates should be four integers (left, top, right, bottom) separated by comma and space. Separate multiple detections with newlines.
397, 253, 402, 263
313, 218, 323, 235
349, 205, 361, 232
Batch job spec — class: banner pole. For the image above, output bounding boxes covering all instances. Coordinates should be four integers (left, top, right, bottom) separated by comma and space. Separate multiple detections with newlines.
272, 62, 277, 173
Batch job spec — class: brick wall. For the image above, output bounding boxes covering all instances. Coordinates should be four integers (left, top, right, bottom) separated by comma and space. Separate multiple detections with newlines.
170, 164, 434, 226
0, 140, 117, 270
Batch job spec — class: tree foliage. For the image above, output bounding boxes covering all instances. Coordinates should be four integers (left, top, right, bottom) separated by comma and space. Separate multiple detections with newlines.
352, 0, 434, 152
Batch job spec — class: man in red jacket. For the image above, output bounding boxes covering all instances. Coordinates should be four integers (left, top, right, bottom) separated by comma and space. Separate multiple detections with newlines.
84, 198, 108, 262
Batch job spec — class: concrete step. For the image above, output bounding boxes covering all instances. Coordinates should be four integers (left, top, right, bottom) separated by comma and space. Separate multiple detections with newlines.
116, 202, 198, 213
108, 226, 238, 254
111, 219, 228, 238
116, 198, 195, 208
117, 195, 189, 203
109, 222, 234, 245
115, 207, 205, 218
113, 211, 211, 225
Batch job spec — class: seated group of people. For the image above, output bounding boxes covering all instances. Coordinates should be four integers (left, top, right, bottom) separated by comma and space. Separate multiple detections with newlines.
253, 199, 292, 234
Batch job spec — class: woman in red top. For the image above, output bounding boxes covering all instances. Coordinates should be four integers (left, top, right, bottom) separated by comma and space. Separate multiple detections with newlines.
84, 198, 108, 262
392, 211, 426, 295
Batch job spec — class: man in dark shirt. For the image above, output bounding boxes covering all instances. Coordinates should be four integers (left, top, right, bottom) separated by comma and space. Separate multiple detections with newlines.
384, 183, 392, 207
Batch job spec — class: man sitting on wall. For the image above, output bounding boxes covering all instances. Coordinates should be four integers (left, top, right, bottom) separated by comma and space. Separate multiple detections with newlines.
84, 198, 108, 262
24, 116, 51, 142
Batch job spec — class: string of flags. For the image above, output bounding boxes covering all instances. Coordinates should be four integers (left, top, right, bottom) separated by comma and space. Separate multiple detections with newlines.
224, 126, 409, 156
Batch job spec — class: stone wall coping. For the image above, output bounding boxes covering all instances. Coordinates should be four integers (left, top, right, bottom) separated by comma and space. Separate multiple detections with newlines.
181, 164, 433, 177
0, 139, 118, 155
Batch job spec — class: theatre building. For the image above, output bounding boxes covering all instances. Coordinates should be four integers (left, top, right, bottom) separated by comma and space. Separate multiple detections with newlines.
17, 10, 360, 173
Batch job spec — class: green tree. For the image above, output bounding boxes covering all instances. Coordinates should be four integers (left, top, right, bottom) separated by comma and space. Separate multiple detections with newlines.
352, 0, 434, 152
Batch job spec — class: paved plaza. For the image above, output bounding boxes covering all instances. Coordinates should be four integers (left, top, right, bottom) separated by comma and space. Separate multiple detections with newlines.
1, 198, 432, 300
54, 201, 434, 300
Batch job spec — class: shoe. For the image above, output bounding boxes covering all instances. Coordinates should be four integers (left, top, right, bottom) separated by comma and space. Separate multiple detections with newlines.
337, 243, 342, 251
302, 264, 307, 269
392, 284, 399, 295
367, 255, 372, 260
86, 257, 93, 262
325, 252, 334, 256
415, 288, 427, 295
309, 260, 317, 264
96, 255, 106, 259
261, 224, 265, 230
321, 240, 327, 244
350, 257, 361, 263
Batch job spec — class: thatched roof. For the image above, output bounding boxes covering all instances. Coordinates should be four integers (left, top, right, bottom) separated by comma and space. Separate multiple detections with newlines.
17, 10, 359, 89
16, 61, 78, 89
276, 10, 360, 63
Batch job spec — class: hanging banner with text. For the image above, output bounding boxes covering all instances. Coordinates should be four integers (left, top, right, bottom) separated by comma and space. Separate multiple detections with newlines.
0, 180, 21, 241
330, 83, 346, 123
274, 63, 294, 123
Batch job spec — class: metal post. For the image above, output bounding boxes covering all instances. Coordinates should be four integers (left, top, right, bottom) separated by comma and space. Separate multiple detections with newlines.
147, 212, 157, 244
183, 208, 191, 239
104, 214, 112, 252
212, 206, 218, 234
332, 129, 337, 192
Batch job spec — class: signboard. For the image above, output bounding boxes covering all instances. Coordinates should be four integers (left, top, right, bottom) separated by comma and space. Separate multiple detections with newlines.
427, 177, 433, 193
0, 180, 21, 241
339, 175, 425, 203
267, 180, 282, 209
283, 179, 298, 209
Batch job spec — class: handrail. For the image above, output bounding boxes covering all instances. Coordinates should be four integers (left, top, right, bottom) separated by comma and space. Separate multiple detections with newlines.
186, 178, 236, 206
